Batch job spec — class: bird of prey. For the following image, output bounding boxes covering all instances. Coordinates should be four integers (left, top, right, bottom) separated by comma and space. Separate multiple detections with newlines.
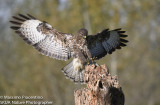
10, 14, 128, 83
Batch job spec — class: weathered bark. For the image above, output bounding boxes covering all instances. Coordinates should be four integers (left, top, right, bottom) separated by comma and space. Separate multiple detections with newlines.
74, 65, 124, 105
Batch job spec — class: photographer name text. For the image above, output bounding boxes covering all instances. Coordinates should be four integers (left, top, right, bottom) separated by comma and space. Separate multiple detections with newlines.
0, 96, 53, 105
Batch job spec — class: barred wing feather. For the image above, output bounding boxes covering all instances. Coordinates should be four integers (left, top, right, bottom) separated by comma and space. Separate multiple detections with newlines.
10, 14, 73, 61
86, 28, 128, 60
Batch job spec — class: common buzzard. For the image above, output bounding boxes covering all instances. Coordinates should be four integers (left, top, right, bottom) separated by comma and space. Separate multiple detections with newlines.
10, 14, 128, 83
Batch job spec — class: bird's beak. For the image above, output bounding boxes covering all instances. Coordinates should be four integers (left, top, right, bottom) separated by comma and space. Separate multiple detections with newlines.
83, 36, 87, 39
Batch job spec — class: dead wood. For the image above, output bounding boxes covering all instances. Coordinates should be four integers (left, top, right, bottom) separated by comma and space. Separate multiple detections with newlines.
74, 64, 124, 105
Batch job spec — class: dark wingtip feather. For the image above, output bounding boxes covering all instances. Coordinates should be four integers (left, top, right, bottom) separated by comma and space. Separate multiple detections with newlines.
120, 38, 129, 43
10, 26, 20, 30
114, 28, 121, 31
12, 16, 26, 22
18, 14, 30, 20
27, 14, 36, 19
9, 21, 22, 25
118, 31, 126, 33
15, 30, 21, 34
120, 43, 126, 46
120, 34, 128, 37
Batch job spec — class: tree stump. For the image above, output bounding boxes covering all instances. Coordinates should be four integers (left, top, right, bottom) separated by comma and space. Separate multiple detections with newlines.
74, 64, 124, 105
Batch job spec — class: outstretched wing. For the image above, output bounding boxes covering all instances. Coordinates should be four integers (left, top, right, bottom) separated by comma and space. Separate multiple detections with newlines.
86, 28, 128, 60
10, 14, 73, 61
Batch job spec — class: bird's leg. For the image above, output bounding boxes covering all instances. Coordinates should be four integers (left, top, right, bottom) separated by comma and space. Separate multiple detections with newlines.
84, 46, 93, 65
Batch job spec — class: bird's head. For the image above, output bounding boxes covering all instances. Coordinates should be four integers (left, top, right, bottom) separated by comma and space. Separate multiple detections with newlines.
77, 28, 88, 39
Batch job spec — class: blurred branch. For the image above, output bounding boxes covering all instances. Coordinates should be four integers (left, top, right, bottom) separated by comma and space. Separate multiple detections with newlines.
81, 0, 92, 33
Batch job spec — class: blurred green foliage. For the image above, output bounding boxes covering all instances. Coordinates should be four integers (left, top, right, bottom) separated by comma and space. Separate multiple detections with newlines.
0, 0, 160, 105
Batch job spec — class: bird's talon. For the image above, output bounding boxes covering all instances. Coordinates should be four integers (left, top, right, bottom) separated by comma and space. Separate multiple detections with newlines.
91, 57, 96, 64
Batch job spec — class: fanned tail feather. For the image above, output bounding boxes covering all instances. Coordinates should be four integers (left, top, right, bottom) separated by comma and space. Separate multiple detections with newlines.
62, 60, 85, 84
